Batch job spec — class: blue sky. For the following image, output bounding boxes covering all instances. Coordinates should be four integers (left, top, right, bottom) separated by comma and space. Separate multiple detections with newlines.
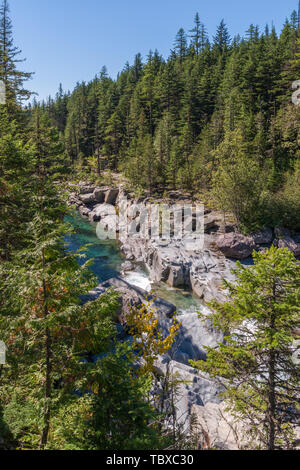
9, 0, 299, 101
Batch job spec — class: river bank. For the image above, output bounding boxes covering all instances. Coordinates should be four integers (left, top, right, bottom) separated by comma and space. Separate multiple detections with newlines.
66, 182, 300, 447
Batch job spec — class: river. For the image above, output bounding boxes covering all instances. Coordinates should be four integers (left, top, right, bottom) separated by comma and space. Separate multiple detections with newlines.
65, 211, 205, 316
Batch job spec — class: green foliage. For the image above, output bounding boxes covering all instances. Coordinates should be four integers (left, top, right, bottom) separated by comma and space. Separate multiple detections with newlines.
56, 342, 166, 451
210, 129, 267, 232
191, 247, 300, 450
36, 9, 300, 234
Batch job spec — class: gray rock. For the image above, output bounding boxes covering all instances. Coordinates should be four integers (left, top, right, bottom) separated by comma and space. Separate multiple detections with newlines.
105, 188, 119, 205
93, 203, 116, 218
191, 402, 250, 450
121, 261, 134, 272
98, 214, 118, 233
99, 277, 176, 321
79, 205, 91, 217
217, 233, 256, 259
274, 227, 291, 239
167, 264, 186, 288
154, 357, 222, 431
79, 193, 96, 205
251, 227, 273, 245
204, 215, 219, 233
276, 236, 300, 257
79, 185, 96, 195
94, 187, 109, 203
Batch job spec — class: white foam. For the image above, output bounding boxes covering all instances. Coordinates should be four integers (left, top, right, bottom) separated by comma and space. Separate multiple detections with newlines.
123, 270, 152, 292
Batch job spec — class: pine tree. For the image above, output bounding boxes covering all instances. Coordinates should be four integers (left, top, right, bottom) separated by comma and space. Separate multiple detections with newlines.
192, 247, 300, 450
0, 0, 32, 114
213, 19, 231, 52
174, 28, 187, 63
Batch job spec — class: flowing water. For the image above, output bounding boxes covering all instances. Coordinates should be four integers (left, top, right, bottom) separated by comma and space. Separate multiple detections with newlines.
65, 211, 204, 316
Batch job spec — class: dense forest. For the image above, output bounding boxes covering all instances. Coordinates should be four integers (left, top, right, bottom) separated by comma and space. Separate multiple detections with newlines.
36, 9, 300, 233
0, 0, 299, 452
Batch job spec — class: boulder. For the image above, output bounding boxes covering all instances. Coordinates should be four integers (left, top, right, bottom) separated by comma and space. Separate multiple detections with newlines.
251, 227, 273, 245
79, 184, 96, 195
79, 205, 91, 217
217, 233, 256, 259
293, 234, 300, 244
93, 203, 116, 219
225, 224, 236, 234
88, 210, 99, 222
79, 193, 96, 205
149, 248, 171, 283
97, 214, 118, 234
121, 261, 134, 273
100, 277, 176, 321
167, 264, 187, 288
191, 402, 251, 450
94, 187, 109, 203
154, 358, 222, 431
204, 215, 219, 233
158, 311, 223, 366
274, 227, 291, 239
276, 236, 300, 257
105, 188, 119, 205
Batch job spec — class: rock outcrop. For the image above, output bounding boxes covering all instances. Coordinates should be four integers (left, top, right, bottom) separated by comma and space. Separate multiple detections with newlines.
217, 233, 256, 260
82, 276, 176, 323
251, 227, 274, 245
70, 184, 300, 306
275, 236, 300, 257
191, 402, 251, 450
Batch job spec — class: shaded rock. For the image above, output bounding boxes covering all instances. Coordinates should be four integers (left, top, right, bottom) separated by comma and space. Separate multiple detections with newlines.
204, 215, 219, 233
276, 236, 300, 257
274, 227, 291, 239
79, 184, 96, 195
149, 248, 172, 283
155, 357, 222, 431
79, 205, 91, 217
98, 214, 118, 233
251, 227, 273, 245
93, 203, 116, 218
167, 264, 186, 288
225, 224, 236, 234
121, 261, 134, 273
100, 277, 176, 322
105, 188, 119, 205
94, 187, 109, 203
191, 402, 251, 450
79, 193, 96, 205
158, 311, 223, 366
217, 233, 256, 259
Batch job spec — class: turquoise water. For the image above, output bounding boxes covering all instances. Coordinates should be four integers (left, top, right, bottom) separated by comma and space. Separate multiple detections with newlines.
65, 212, 124, 282
65, 211, 204, 315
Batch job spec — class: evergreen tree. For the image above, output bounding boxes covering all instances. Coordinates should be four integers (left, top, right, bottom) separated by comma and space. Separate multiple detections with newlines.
0, 0, 32, 114
192, 247, 300, 450
213, 19, 231, 52
174, 28, 188, 63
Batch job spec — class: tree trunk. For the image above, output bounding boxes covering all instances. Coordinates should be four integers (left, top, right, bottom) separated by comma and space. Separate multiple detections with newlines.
40, 326, 52, 449
267, 347, 276, 450
40, 258, 52, 449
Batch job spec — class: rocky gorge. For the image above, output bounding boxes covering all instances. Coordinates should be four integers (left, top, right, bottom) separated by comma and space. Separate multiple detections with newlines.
67, 182, 300, 448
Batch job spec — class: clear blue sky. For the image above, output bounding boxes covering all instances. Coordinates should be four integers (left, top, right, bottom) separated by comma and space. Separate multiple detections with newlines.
9, 0, 299, 101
